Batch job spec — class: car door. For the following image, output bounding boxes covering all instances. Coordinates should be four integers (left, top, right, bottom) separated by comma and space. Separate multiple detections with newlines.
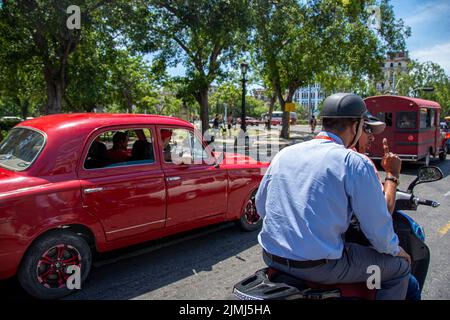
158, 126, 228, 226
78, 126, 166, 241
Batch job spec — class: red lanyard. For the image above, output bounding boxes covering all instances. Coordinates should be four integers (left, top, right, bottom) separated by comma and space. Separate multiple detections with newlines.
314, 135, 338, 143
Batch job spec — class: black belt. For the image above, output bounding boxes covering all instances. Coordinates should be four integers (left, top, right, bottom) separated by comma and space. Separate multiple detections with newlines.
264, 250, 328, 269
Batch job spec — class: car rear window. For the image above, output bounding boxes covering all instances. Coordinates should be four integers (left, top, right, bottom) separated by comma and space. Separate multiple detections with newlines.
0, 127, 45, 171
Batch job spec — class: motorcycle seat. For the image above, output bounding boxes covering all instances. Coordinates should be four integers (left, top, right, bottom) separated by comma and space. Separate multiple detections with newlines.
233, 268, 376, 300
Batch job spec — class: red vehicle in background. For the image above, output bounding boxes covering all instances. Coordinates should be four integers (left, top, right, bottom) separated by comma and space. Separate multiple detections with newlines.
262, 112, 297, 126
364, 95, 448, 165
237, 116, 261, 126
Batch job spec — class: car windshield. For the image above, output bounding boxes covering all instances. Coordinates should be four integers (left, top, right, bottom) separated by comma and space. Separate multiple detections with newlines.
0, 127, 45, 171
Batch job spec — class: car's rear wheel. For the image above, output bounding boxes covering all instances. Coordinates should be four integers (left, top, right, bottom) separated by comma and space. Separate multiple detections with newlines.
18, 229, 92, 299
237, 191, 262, 231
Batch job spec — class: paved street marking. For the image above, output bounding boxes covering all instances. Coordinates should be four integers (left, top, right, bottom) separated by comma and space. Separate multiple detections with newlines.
444, 191, 450, 197
438, 222, 450, 237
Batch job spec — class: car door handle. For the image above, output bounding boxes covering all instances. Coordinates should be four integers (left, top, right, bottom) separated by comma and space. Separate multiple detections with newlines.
166, 177, 181, 182
83, 187, 105, 194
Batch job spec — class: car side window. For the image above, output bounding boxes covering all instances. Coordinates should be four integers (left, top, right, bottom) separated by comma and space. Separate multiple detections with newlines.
84, 128, 155, 170
161, 128, 209, 165
376, 112, 392, 127
397, 112, 417, 129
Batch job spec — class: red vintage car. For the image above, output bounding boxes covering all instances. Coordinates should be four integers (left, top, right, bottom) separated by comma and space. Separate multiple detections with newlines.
0, 113, 268, 299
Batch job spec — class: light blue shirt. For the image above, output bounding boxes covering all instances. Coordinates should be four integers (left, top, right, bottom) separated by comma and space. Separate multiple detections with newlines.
256, 131, 400, 261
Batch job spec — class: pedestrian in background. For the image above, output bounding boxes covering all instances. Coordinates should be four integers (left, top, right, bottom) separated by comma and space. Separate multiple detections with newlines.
309, 115, 317, 133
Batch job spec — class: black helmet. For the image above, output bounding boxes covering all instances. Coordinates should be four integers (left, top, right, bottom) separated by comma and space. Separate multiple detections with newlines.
321, 93, 367, 119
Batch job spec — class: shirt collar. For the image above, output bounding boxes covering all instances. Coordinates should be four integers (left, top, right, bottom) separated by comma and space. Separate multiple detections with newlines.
316, 131, 345, 146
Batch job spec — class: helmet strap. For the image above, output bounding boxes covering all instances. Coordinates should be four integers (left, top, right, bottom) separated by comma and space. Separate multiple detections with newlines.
348, 118, 362, 148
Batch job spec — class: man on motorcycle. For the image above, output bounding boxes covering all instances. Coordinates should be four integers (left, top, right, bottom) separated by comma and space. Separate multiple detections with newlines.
255, 93, 411, 300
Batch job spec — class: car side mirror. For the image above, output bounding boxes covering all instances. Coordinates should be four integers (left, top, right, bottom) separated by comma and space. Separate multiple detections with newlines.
407, 166, 443, 192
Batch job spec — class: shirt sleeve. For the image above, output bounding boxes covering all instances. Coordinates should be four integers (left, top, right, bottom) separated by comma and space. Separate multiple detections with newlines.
255, 167, 271, 218
345, 152, 400, 256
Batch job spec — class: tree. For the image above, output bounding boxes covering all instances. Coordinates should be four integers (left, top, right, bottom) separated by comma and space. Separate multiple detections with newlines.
251, 0, 410, 138
209, 81, 267, 119
123, 0, 252, 134
398, 61, 450, 116
0, 57, 45, 118
0, 0, 118, 114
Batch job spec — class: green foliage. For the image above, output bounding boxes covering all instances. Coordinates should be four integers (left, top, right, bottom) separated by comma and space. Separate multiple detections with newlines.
251, 0, 409, 138
0, 118, 22, 131
397, 61, 450, 117
121, 0, 253, 132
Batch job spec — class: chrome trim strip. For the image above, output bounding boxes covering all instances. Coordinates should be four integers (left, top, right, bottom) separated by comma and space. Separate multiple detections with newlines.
105, 219, 166, 234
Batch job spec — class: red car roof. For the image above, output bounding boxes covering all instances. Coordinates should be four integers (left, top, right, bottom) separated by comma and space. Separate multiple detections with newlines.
19, 113, 193, 134
364, 95, 441, 109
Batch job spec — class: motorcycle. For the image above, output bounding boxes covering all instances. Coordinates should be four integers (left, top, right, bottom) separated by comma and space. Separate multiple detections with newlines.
233, 166, 443, 300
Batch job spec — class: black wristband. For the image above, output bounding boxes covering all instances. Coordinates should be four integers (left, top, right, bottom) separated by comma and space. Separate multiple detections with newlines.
385, 176, 399, 185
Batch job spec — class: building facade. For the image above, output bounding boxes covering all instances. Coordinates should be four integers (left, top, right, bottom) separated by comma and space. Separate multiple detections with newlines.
376, 52, 411, 94
293, 84, 325, 115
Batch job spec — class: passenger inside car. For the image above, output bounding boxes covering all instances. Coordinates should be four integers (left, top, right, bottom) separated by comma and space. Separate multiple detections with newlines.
107, 131, 131, 162
130, 140, 154, 163
84, 140, 110, 169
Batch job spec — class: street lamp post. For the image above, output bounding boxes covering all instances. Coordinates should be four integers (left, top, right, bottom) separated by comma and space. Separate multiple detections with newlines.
240, 62, 248, 132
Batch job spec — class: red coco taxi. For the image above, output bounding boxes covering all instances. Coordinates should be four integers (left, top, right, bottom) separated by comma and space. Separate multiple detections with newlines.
0, 113, 268, 299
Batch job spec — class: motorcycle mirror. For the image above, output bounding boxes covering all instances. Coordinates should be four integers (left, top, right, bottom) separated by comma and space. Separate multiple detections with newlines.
407, 166, 444, 192
418, 166, 443, 183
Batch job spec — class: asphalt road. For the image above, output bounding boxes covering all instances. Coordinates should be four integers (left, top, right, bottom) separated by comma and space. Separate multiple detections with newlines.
1, 129, 449, 300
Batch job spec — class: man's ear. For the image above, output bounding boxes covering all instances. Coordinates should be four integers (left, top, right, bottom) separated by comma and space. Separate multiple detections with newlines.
352, 121, 359, 135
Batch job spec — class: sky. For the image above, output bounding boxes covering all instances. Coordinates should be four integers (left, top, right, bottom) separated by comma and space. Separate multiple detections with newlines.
391, 0, 450, 75
163, 0, 450, 78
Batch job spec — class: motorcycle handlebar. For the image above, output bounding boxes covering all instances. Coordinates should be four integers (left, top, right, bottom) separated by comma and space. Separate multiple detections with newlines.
395, 191, 439, 210
416, 198, 440, 208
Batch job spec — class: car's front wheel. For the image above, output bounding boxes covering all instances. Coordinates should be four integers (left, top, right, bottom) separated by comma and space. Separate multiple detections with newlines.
18, 229, 92, 300
237, 191, 262, 231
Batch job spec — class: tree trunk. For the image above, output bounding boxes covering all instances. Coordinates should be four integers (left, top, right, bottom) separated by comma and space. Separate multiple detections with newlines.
267, 94, 276, 130
44, 62, 65, 115
123, 88, 133, 113
280, 88, 295, 139
197, 87, 209, 135
280, 103, 289, 139
45, 79, 64, 114
21, 100, 29, 120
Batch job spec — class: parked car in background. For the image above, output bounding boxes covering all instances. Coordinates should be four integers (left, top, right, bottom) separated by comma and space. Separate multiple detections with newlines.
0, 116, 23, 122
237, 116, 260, 126
364, 95, 448, 164
0, 113, 268, 299
262, 111, 297, 125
